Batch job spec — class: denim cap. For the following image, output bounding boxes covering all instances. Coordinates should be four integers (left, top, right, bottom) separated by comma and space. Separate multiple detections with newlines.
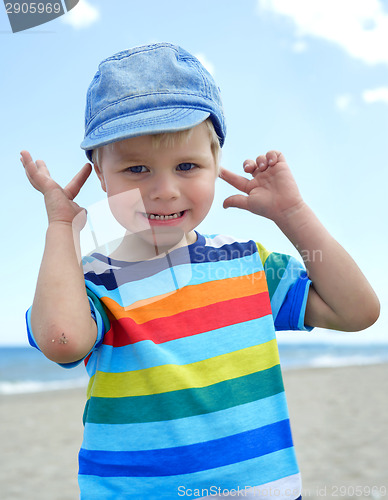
81, 43, 226, 161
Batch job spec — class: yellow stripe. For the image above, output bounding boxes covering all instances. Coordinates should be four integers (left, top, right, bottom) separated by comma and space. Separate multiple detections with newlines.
255, 242, 271, 267
103, 271, 267, 323
88, 339, 280, 399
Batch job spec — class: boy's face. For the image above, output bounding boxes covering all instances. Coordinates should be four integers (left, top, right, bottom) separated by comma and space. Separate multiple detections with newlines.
94, 122, 218, 255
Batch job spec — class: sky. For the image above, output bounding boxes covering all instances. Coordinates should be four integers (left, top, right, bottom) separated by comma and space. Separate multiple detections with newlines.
0, 0, 387, 346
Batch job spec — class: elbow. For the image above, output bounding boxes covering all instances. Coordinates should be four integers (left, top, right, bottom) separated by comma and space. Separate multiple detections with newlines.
33, 322, 97, 365
360, 296, 380, 330
344, 296, 380, 332
42, 331, 83, 365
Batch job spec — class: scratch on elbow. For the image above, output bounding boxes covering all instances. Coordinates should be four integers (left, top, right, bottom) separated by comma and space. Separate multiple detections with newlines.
51, 333, 69, 344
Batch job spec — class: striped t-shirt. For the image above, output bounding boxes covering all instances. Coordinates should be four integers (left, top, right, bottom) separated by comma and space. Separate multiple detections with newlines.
27, 232, 312, 499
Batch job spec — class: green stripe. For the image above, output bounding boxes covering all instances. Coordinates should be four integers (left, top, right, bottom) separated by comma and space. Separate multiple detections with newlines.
83, 365, 284, 425
86, 287, 110, 333
264, 253, 291, 300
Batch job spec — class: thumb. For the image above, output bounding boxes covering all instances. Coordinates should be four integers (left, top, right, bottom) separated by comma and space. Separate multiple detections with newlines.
64, 163, 93, 200
223, 194, 249, 210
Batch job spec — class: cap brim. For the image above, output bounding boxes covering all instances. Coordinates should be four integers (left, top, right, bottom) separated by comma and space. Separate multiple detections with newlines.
81, 108, 211, 162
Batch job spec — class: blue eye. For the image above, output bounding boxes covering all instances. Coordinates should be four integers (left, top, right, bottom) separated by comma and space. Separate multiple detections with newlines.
177, 163, 196, 171
128, 165, 148, 173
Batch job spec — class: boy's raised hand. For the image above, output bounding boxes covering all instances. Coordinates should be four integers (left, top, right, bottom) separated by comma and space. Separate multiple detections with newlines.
220, 151, 304, 224
20, 150, 92, 228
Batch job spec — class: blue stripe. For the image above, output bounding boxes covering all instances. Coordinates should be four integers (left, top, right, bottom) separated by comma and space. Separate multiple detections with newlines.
275, 270, 312, 332
78, 448, 300, 498
85, 264, 187, 304
88, 316, 276, 375
85, 253, 263, 303
166, 252, 179, 289
190, 237, 259, 264
297, 274, 313, 331
82, 393, 290, 451
25, 307, 39, 350
88, 234, 259, 271
79, 419, 293, 477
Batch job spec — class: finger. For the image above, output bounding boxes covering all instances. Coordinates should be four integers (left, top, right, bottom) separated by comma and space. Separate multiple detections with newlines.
64, 163, 93, 200
35, 159, 51, 176
255, 155, 269, 171
20, 151, 46, 192
223, 194, 249, 211
20, 150, 36, 175
219, 167, 250, 194
20, 151, 51, 180
21, 164, 36, 188
20, 150, 30, 163
266, 150, 281, 166
243, 159, 257, 174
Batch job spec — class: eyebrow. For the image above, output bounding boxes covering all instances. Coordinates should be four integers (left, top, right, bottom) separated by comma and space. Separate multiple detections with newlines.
111, 152, 149, 164
114, 151, 213, 164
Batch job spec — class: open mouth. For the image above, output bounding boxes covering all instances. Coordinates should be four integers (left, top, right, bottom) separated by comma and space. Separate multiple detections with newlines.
145, 211, 185, 221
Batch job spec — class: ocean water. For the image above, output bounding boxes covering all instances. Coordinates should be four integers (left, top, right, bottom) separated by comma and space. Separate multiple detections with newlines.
1, 342, 388, 395
0, 346, 88, 395
277, 341, 388, 370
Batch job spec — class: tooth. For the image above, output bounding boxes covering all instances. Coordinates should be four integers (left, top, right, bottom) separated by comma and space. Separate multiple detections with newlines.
147, 212, 183, 220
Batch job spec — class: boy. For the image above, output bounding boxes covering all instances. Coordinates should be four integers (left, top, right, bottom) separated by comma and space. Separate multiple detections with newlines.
21, 43, 379, 499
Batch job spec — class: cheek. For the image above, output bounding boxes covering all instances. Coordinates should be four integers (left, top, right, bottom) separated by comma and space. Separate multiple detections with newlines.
194, 177, 216, 203
189, 179, 215, 218
107, 189, 145, 226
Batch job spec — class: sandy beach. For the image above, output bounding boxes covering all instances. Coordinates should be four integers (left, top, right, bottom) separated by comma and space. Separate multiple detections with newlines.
1, 364, 387, 500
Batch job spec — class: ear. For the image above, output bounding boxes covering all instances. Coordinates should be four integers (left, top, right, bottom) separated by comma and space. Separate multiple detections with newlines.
94, 163, 107, 192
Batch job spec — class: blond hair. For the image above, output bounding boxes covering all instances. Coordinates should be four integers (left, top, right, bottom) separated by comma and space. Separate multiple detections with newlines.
91, 118, 221, 171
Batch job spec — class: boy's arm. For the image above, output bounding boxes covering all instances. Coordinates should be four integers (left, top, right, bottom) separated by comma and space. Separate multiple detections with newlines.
21, 151, 98, 364
220, 152, 380, 332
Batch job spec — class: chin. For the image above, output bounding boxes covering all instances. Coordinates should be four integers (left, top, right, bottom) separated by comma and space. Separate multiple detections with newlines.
138, 226, 188, 254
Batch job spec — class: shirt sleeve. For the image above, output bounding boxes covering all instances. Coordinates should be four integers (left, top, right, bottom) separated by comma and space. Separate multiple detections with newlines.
25, 287, 108, 369
259, 248, 313, 331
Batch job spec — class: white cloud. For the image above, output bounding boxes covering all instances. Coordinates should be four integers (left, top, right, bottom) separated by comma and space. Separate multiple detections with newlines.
362, 87, 388, 104
335, 88, 388, 111
257, 0, 388, 66
195, 53, 215, 76
62, 0, 99, 29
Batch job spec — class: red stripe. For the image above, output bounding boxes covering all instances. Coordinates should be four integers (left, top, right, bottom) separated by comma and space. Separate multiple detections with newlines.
102, 292, 272, 347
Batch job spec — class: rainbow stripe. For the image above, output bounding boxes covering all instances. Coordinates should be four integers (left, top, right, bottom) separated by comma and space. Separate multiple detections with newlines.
28, 233, 311, 499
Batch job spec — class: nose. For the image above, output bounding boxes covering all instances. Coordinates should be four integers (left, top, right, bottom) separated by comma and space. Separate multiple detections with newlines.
148, 172, 180, 201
